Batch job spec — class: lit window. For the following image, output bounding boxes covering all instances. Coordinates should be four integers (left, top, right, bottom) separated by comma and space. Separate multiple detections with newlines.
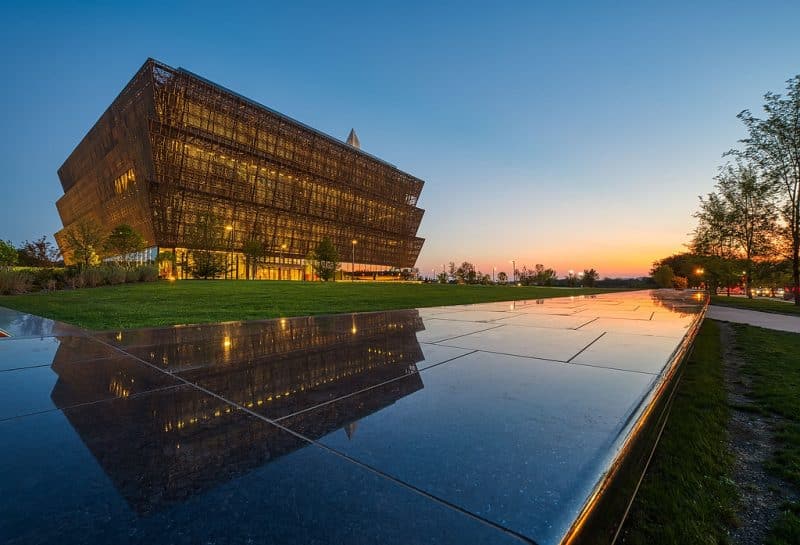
114, 168, 135, 194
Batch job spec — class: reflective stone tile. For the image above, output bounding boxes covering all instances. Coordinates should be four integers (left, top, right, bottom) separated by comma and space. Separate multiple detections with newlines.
177, 334, 470, 421
0, 336, 121, 371
0, 353, 180, 420
97, 310, 423, 348
428, 310, 521, 322
100, 310, 426, 373
578, 316, 694, 338
573, 309, 654, 320
570, 332, 683, 374
0, 337, 62, 371
280, 350, 655, 545
415, 318, 503, 343
0, 307, 82, 338
0, 386, 525, 545
435, 324, 602, 361
493, 313, 597, 329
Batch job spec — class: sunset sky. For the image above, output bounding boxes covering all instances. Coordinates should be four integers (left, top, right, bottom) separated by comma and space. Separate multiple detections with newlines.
2, 1, 800, 277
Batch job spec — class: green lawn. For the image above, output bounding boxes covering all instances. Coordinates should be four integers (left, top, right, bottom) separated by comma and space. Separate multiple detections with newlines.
711, 295, 800, 317
621, 320, 738, 544
623, 321, 800, 545
734, 324, 800, 545
0, 280, 626, 330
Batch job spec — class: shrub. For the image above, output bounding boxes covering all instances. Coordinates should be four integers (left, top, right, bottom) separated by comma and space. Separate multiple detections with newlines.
125, 268, 140, 283
66, 273, 85, 289
31, 267, 66, 290
81, 268, 104, 288
106, 266, 126, 285
0, 269, 34, 295
137, 264, 159, 282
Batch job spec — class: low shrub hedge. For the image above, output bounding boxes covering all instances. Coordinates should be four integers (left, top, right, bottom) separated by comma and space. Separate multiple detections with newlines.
0, 264, 160, 295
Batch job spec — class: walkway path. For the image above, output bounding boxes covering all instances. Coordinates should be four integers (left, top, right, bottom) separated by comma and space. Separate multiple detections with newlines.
707, 305, 800, 333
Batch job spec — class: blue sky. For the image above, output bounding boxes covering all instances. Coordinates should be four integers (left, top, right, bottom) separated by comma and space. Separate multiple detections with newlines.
2, 1, 799, 276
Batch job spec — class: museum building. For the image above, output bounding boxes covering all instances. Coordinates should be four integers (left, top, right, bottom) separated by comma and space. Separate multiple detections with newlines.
55, 58, 425, 279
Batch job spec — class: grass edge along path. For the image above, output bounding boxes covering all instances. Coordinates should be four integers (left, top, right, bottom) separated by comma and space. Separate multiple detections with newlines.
734, 324, 800, 545
0, 280, 628, 330
620, 319, 738, 545
711, 295, 800, 318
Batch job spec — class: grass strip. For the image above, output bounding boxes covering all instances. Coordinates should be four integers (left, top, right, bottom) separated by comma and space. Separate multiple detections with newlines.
0, 281, 625, 330
622, 320, 737, 544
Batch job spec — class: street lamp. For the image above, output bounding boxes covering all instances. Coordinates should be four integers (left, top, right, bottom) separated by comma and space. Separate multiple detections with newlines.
511, 260, 516, 283
278, 243, 287, 280
492, 266, 496, 283
694, 267, 705, 290
351, 239, 357, 281
225, 225, 233, 279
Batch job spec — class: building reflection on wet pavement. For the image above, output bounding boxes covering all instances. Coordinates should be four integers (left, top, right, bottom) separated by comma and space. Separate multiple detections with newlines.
0, 290, 707, 545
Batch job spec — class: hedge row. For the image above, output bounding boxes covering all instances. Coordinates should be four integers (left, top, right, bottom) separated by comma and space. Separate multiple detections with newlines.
0, 264, 159, 295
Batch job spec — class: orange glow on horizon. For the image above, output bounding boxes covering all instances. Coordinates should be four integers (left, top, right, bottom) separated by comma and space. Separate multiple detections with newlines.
419, 241, 685, 279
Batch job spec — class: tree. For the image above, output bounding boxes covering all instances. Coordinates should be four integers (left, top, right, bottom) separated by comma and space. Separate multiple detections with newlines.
62, 219, 105, 268
565, 271, 579, 287
693, 162, 775, 297
456, 261, 476, 283
533, 264, 557, 286
582, 268, 599, 287
652, 264, 675, 288
497, 271, 508, 283
104, 224, 146, 266
242, 239, 266, 280
17, 236, 60, 267
436, 271, 449, 283
308, 237, 339, 281
0, 239, 17, 267
735, 75, 800, 304
186, 212, 227, 279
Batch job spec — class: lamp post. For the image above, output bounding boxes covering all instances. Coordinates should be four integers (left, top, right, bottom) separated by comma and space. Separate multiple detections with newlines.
511, 260, 516, 283
278, 243, 287, 280
351, 239, 357, 282
492, 266, 496, 283
694, 267, 705, 289
225, 225, 233, 279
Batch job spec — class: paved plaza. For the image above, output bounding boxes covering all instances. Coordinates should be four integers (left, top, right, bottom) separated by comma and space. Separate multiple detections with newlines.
0, 290, 706, 544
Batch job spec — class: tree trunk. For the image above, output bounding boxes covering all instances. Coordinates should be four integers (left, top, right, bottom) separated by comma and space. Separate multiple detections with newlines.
794, 239, 800, 305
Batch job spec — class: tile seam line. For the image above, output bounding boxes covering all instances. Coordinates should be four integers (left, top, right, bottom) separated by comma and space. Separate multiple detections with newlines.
573, 317, 599, 330
0, 363, 53, 373
566, 332, 607, 363
86, 335, 537, 543
0, 353, 137, 373
428, 343, 570, 364
568, 361, 658, 376
421, 323, 507, 343
422, 345, 659, 376
273, 349, 480, 422
281, 430, 539, 545
0, 383, 184, 423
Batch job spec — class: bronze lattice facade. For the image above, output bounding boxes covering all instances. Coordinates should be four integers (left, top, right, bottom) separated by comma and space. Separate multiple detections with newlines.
55, 58, 425, 278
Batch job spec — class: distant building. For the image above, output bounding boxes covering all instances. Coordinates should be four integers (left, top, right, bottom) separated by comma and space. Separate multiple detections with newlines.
55, 58, 425, 279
